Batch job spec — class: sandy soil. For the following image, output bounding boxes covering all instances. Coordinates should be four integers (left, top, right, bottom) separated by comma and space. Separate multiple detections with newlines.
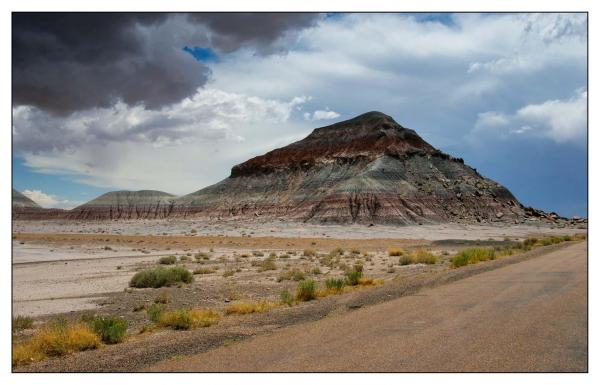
11, 220, 586, 319
150, 241, 587, 372
12, 218, 586, 240
14, 241, 583, 372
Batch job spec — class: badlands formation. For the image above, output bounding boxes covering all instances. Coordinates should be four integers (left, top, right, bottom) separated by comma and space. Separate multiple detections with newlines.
13, 112, 579, 225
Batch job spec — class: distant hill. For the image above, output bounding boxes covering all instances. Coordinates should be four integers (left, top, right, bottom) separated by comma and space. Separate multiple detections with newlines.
12, 189, 41, 208
68, 190, 176, 220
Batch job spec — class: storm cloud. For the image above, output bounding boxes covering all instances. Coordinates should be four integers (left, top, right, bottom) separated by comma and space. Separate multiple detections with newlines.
12, 13, 320, 114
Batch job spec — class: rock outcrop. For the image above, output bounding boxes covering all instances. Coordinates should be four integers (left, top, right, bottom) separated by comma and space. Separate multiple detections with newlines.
67, 190, 176, 220
175, 112, 528, 224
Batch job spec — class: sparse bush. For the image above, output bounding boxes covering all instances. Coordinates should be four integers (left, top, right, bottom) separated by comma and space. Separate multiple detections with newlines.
329, 247, 344, 257
195, 252, 210, 261
303, 248, 317, 257
158, 256, 177, 265
399, 255, 413, 265
256, 256, 277, 272
345, 270, 363, 286
312, 267, 322, 275
452, 247, 496, 268
388, 248, 405, 256
412, 250, 437, 264
225, 301, 275, 315
179, 255, 191, 262
325, 278, 346, 291
133, 303, 146, 312
147, 303, 164, 322
350, 248, 361, 255
296, 279, 317, 301
277, 269, 305, 282
280, 290, 294, 306
129, 266, 192, 288
92, 316, 128, 344
222, 269, 235, 277
158, 308, 220, 330
252, 251, 265, 257
154, 290, 171, 304
193, 267, 215, 275
12, 321, 100, 366
13, 316, 34, 332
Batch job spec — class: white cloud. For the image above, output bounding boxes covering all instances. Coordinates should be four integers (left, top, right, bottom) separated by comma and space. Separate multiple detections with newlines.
21, 189, 83, 209
13, 13, 587, 196
13, 88, 310, 153
303, 109, 340, 121
15, 88, 313, 194
473, 89, 587, 142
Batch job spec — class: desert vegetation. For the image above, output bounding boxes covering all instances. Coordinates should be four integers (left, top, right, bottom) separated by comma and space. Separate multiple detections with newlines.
156, 308, 221, 330
129, 266, 193, 288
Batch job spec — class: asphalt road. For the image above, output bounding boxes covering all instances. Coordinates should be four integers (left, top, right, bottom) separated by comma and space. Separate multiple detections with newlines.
150, 241, 587, 372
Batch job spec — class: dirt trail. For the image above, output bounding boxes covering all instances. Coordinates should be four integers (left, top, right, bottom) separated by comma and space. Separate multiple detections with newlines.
151, 241, 587, 372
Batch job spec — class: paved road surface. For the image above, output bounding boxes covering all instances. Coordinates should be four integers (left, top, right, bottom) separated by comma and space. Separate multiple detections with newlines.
151, 242, 587, 372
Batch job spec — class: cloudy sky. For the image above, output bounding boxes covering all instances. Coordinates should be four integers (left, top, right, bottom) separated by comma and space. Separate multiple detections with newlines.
12, 13, 587, 216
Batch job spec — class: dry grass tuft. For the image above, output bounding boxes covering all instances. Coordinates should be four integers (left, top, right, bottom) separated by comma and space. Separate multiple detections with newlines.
12, 321, 100, 366
225, 300, 277, 315
158, 308, 220, 330
388, 248, 405, 256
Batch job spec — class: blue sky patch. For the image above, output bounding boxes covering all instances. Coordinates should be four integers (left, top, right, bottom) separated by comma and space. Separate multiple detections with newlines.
183, 46, 219, 62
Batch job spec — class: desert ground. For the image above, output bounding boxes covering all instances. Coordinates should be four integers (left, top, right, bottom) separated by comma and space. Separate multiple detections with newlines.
11, 219, 587, 372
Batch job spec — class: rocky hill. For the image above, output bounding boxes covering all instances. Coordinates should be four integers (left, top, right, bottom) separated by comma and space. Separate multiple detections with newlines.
12, 189, 41, 208
175, 112, 532, 224
12, 188, 69, 219
15, 112, 573, 225
67, 190, 176, 220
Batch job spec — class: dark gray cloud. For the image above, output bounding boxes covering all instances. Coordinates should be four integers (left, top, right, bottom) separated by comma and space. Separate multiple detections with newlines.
189, 13, 320, 53
12, 13, 320, 115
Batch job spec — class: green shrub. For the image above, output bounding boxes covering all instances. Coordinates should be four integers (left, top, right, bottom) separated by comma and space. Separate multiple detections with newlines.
296, 279, 317, 301
325, 278, 346, 291
193, 267, 215, 275
179, 255, 191, 262
452, 247, 496, 268
13, 316, 34, 332
129, 266, 193, 288
147, 303, 164, 322
345, 269, 363, 286
195, 252, 210, 261
92, 316, 128, 344
158, 256, 177, 265
280, 290, 294, 306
